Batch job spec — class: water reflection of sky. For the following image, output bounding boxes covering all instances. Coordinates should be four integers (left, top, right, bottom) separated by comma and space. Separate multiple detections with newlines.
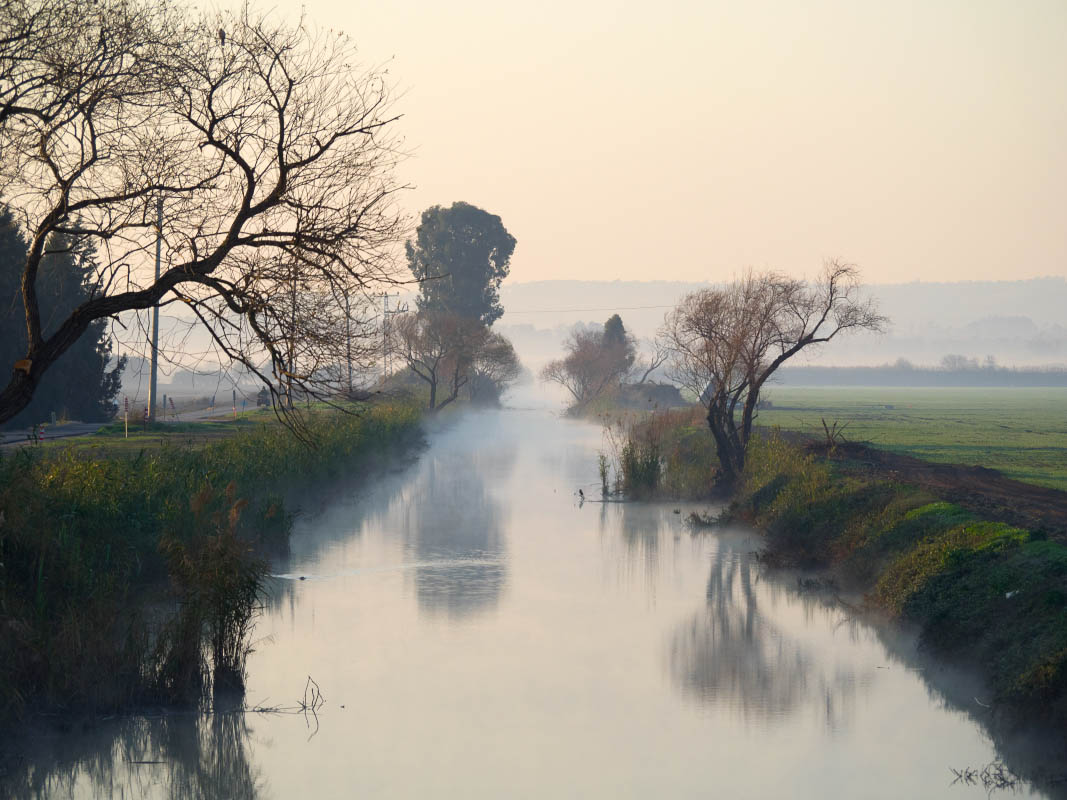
3, 409, 1056, 800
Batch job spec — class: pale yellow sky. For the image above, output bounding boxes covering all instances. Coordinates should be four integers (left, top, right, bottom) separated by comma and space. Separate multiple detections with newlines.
299, 0, 1067, 284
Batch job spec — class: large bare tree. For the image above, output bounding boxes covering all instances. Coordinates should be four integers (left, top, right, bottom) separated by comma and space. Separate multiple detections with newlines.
0, 0, 408, 426
389, 311, 485, 412
660, 262, 886, 483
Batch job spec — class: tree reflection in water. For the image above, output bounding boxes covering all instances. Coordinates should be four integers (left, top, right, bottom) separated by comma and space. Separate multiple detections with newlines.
669, 543, 865, 728
403, 450, 511, 620
264, 435, 515, 622
2, 709, 262, 800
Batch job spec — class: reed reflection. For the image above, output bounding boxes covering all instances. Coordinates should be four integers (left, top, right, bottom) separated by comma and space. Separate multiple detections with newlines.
1, 711, 262, 800
263, 447, 424, 613
596, 502, 669, 592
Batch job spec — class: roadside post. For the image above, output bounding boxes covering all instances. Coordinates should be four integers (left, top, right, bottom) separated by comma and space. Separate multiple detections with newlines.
124, 396, 129, 439
233, 389, 237, 421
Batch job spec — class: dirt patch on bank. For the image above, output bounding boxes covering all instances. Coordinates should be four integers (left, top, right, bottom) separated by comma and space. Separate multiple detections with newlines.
818, 441, 1067, 539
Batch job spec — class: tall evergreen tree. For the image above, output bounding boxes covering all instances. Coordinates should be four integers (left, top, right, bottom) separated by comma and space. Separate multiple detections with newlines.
0, 209, 28, 410
406, 202, 516, 328
602, 314, 630, 350
0, 210, 125, 428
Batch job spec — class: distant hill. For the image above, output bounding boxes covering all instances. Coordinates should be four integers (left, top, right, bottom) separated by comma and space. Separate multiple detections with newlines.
497, 277, 1067, 370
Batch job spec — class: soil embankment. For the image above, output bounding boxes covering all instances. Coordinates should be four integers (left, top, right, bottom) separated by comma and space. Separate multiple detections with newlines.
825, 441, 1067, 539
730, 432, 1067, 750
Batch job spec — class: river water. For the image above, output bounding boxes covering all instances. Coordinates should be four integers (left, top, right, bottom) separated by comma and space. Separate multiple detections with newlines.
5, 408, 1056, 798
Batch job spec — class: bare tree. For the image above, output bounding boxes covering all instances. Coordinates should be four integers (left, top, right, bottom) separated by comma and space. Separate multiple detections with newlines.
0, 0, 409, 427
630, 338, 669, 385
540, 321, 634, 412
660, 262, 886, 483
468, 331, 521, 405
389, 311, 485, 412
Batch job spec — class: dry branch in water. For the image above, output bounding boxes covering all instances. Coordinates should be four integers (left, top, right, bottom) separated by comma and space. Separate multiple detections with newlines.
949, 762, 1022, 792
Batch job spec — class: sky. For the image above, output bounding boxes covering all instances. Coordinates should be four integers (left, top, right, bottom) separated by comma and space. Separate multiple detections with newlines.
291, 0, 1067, 286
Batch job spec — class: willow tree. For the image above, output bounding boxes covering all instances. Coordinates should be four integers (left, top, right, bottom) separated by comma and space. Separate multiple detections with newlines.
0, 0, 408, 427
660, 262, 886, 483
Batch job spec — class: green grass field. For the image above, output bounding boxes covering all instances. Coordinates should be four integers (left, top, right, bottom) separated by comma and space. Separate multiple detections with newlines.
757, 386, 1067, 491
78, 410, 275, 455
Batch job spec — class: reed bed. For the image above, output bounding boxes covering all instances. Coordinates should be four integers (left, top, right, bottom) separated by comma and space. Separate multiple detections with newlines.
0, 401, 422, 720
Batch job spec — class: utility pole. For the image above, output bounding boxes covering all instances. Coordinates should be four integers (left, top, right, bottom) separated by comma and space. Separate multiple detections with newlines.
345, 291, 353, 395
380, 292, 407, 382
148, 197, 162, 423
382, 292, 389, 381
286, 262, 297, 408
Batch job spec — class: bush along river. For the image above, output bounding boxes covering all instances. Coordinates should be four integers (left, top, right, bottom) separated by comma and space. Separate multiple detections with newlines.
1, 408, 1062, 798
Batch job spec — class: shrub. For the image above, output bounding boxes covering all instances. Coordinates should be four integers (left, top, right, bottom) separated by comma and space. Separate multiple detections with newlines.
154, 482, 267, 701
600, 406, 715, 500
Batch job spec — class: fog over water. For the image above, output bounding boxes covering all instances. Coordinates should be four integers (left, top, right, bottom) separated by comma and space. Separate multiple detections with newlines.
5, 406, 1057, 798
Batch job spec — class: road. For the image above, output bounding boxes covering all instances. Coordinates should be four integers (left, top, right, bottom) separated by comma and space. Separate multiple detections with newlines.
0, 406, 246, 447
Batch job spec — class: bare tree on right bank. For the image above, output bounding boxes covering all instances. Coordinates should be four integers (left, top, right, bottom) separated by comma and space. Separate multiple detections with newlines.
660, 262, 887, 484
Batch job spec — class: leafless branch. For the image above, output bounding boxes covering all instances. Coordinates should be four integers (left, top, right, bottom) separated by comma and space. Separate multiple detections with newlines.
0, 0, 411, 427
660, 261, 886, 481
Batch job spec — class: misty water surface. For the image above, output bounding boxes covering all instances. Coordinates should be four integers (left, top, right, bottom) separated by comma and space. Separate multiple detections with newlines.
4, 408, 1055, 799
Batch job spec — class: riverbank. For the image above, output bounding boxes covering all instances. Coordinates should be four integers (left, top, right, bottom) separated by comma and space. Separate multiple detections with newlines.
0, 400, 423, 724
599, 404, 1067, 739
1, 408, 1061, 799
728, 432, 1067, 737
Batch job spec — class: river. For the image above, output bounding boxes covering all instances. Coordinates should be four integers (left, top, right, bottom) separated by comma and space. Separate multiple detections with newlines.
3, 408, 1056, 798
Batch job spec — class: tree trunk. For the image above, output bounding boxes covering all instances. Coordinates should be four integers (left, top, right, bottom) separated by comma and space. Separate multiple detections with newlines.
706, 404, 741, 485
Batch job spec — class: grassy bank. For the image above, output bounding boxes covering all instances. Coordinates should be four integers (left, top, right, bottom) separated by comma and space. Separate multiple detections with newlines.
758, 386, 1067, 491
600, 406, 1067, 732
732, 432, 1067, 731
0, 401, 422, 721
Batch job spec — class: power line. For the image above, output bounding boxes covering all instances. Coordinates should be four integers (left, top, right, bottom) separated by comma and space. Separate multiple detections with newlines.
504, 304, 674, 315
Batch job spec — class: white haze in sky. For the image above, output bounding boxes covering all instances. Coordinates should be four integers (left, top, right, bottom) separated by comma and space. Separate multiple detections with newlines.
120, 0, 1067, 390
293, 0, 1067, 285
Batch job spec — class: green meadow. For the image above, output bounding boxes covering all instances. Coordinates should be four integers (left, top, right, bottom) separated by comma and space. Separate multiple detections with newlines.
757, 386, 1067, 491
